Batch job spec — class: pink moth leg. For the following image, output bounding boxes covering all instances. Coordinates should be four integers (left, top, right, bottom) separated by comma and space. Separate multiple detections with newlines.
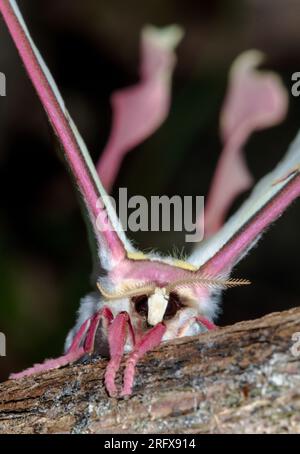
121, 322, 166, 397
196, 316, 218, 331
9, 318, 90, 379
104, 312, 133, 397
83, 307, 113, 353
10, 307, 113, 380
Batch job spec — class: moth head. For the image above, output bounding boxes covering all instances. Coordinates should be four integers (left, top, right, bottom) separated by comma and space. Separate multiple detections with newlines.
97, 270, 250, 327
97, 281, 186, 326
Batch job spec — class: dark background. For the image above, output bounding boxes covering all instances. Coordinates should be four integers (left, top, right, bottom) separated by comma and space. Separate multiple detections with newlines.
0, 0, 300, 380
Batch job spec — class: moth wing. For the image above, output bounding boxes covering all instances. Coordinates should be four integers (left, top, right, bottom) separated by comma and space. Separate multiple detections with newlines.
189, 130, 300, 275
0, 0, 135, 270
97, 24, 183, 192
203, 50, 288, 237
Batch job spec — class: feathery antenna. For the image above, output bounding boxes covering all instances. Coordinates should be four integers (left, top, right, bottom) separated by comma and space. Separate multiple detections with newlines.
166, 277, 251, 292
97, 277, 250, 301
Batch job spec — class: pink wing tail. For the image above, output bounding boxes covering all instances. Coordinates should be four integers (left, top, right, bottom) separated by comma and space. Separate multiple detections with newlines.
97, 25, 183, 192
203, 50, 288, 237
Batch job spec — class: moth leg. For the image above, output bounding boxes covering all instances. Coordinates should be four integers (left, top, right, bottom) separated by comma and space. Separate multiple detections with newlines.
9, 316, 93, 379
196, 316, 218, 331
65, 317, 92, 354
177, 317, 198, 337
83, 307, 113, 353
105, 312, 135, 397
9, 308, 113, 380
120, 322, 166, 398
9, 348, 88, 379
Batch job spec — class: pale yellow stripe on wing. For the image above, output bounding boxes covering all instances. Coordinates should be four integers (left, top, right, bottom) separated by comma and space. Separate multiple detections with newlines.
127, 252, 197, 271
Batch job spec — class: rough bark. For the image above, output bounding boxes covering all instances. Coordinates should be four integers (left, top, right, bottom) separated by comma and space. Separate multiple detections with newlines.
0, 307, 299, 434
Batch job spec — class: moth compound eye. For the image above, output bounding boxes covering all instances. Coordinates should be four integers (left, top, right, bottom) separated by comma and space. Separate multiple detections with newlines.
132, 295, 148, 317
164, 292, 182, 319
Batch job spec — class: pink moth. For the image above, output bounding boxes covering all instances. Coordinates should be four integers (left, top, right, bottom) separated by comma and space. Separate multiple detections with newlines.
0, 0, 298, 398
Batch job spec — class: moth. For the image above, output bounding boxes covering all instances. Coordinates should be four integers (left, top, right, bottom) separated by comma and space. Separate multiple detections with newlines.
1, 0, 299, 398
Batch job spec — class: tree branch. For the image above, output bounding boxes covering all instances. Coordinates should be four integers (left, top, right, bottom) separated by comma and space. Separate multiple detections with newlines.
0, 307, 299, 434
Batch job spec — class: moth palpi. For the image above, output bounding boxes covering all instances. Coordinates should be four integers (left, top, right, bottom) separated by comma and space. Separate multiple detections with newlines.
1, 0, 299, 398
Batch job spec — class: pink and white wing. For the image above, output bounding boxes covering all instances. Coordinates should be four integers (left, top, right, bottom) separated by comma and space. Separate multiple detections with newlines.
190, 131, 300, 275
97, 25, 183, 191
0, 0, 134, 269
203, 50, 288, 237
